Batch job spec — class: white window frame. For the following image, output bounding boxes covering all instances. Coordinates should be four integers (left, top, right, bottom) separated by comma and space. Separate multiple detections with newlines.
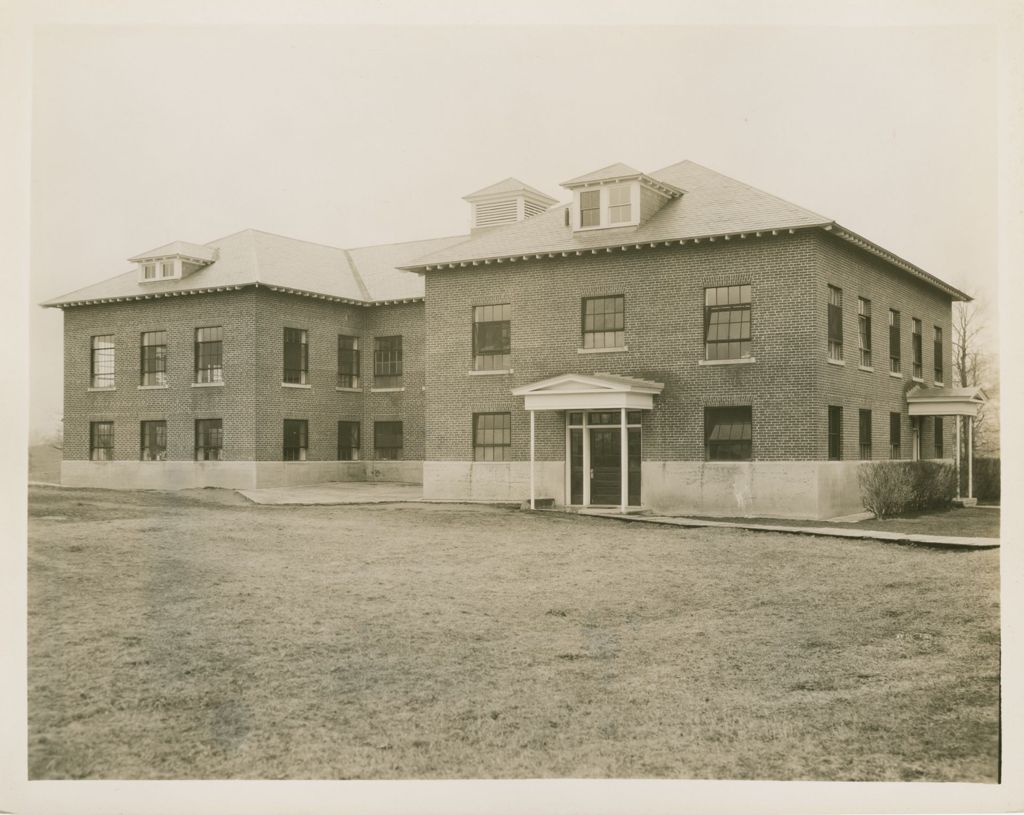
572, 181, 640, 231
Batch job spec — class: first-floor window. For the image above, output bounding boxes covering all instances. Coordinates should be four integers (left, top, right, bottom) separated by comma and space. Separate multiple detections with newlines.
374, 421, 403, 460
704, 406, 752, 461
859, 409, 872, 459
140, 420, 167, 461
473, 412, 511, 461
338, 421, 360, 461
934, 417, 944, 458
889, 412, 902, 459
90, 421, 114, 461
195, 419, 223, 461
283, 419, 308, 461
828, 406, 842, 460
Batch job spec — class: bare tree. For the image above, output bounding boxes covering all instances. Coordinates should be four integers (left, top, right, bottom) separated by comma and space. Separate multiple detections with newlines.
952, 300, 999, 462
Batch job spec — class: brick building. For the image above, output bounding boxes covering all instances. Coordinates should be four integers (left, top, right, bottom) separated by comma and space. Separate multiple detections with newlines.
44, 160, 982, 518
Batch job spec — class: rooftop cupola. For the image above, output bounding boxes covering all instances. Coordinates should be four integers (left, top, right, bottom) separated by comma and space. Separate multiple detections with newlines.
464, 178, 558, 235
560, 162, 685, 232
129, 240, 217, 283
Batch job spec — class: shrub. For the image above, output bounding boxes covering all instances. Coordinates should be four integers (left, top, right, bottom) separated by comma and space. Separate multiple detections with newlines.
973, 457, 1000, 502
858, 461, 956, 519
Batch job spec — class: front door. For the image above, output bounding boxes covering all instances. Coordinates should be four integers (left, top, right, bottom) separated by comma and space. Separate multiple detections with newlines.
589, 429, 622, 505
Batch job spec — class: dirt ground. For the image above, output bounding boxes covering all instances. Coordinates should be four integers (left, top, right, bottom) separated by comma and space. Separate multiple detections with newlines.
27, 485, 1000, 780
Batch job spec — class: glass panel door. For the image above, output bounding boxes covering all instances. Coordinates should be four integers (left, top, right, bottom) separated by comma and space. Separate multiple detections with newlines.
589, 429, 622, 505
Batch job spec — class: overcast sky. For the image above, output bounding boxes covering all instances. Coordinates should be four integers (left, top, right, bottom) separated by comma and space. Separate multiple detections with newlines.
29, 23, 998, 441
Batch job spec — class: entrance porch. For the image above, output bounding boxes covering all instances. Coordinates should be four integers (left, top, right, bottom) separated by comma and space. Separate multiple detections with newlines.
907, 385, 988, 504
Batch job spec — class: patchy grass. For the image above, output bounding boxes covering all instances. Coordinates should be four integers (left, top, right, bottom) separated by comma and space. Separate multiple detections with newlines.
28, 486, 999, 780
28, 444, 62, 483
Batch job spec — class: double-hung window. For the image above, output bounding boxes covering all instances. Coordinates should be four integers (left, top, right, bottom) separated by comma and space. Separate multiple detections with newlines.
338, 335, 360, 388
827, 285, 843, 361
374, 336, 403, 388
582, 296, 624, 349
90, 335, 115, 389
338, 421, 360, 461
140, 420, 167, 461
580, 190, 601, 227
889, 310, 901, 374
912, 318, 923, 379
608, 185, 631, 223
704, 285, 752, 361
283, 328, 309, 385
473, 413, 511, 461
140, 331, 167, 386
90, 421, 114, 461
160, 260, 174, 278
857, 297, 872, 368
889, 412, 902, 459
934, 417, 944, 458
828, 406, 842, 460
142, 263, 156, 280
195, 419, 223, 461
859, 409, 872, 459
195, 327, 223, 383
473, 305, 511, 371
374, 421, 403, 460
283, 419, 308, 461
933, 326, 944, 383
704, 407, 752, 461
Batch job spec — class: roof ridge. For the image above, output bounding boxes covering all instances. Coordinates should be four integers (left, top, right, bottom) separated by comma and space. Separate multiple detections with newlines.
346, 232, 471, 252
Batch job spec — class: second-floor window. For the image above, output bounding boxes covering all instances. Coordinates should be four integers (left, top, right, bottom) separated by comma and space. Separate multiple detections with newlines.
195, 326, 223, 383
90, 334, 115, 389
195, 419, 223, 461
140, 420, 167, 461
283, 419, 308, 461
374, 336, 403, 388
858, 297, 872, 368
827, 285, 843, 361
912, 318, 923, 379
582, 295, 624, 350
338, 335, 360, 388
473, 304, 511, 371
828, 406, 842, 460
889, 309, 901, 374
140, 331, 167, 386
705, 285, 751, 361
473, 412, 511, 461
859, 409, 872, 459
90, 421, 114, 461
374, 421, 403, 460
934, 326, 944, 383
283, 328, 309, 384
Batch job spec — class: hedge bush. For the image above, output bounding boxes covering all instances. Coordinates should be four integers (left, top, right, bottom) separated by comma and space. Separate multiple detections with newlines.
973, 457, 1000, 502
858, 461, 956, 519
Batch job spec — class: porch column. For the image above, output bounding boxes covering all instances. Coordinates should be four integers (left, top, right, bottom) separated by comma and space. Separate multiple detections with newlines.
967, 415, 974, 500
620, 407, 628, 513
529, 410, 536, 510
955, 415, 961, 499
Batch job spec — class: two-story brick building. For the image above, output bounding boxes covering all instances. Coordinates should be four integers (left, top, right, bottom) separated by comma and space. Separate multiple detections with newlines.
43, 160, 982, 518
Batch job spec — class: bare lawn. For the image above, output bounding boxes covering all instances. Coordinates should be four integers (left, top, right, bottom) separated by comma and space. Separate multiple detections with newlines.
28, 486, 999, 780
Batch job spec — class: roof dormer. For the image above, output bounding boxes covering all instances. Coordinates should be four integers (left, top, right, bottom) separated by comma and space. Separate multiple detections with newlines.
129, 240, 217, 283
560, 163, 684, 232
464, 178, 558, 235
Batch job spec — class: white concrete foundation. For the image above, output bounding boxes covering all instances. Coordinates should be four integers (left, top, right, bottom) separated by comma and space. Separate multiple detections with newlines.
423, 461, 566, 503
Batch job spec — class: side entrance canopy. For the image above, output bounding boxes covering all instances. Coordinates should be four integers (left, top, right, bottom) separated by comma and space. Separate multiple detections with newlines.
906, 385, 988, 502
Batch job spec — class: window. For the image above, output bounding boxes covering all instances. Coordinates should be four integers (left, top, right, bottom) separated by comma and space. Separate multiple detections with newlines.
933, 326, 944, 383
473, 304, 511, 371
283, 419, 308, 461
90, 335, 115, 388
912, 318, 923, 379
195, 419, 223, 460
283, 328, 309, 384
704, 285, 752, 360
704, 406, 752, 461
374, 421, 403, 460
473, 412, 511, 461
827, 285, 843, 361
580, 190, 600, 227
859, 409, 872, 459
160, 260, 174, 278
338, 421, 360, 461
195, 326, 223, 383
374, 336, 403, 388
582, 295, 624, 349
90, 421, 113, 461
338, 335, 360, 388
828, 406, 842, 460
889, 412, 902, 459
858, 297, 872, 368
143, 263, 156, 280
140, 420, 167, 461
934, 417, 944, 458
140, 331, 167, 386
889, 310, 901, 374
608, 185, 631, 223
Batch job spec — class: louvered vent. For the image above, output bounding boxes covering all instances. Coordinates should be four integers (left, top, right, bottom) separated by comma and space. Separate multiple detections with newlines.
523, 199, 548, 218
474, 200, 519, 229
464, 178, 558, 234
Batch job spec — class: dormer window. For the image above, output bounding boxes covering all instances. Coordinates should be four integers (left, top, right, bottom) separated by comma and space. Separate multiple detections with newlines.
609, 185, 632, 224
129, 240, 217, 284
580, 190, 601, 227
561, 162, 685, 232
143, 263, 156, 279
160, 260, 175, 278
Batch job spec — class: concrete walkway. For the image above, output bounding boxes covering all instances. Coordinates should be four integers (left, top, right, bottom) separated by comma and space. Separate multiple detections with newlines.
240, 482, 423, 505
575, 509, 999, 549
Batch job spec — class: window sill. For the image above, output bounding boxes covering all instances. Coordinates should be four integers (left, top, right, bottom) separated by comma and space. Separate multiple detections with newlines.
138, 384, 169, 390
577, 346, 628, 355
281, 382, 312, 389
826, 358, 845, 367
335, 386, 362, 392
699, 357, 756, 367
934, 381, 945, 387
911, 376, 925, 383
87, 387, 116, 392
858, 366, 874, 373
469, 369, 513, 376
371, 387, 405, 393
192, 381, 225, 388
889, 371, 904, 379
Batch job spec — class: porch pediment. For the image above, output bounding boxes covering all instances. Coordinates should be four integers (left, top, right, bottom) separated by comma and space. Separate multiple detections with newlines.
907, 384, 987, 417
512, 372, 664, 411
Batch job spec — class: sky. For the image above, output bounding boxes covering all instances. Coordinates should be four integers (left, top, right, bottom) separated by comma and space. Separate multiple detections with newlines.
28, 23, 999, 441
